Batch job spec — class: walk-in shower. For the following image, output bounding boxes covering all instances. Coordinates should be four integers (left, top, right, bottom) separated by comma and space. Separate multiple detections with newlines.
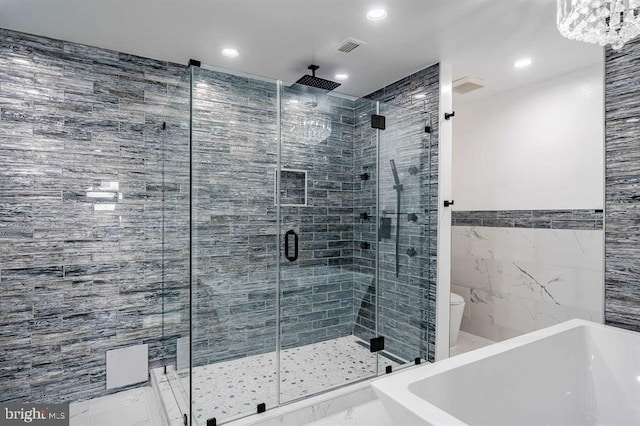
158, 64, 438, 425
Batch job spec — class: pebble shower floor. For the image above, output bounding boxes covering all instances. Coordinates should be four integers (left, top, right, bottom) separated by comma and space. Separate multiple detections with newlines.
161, 335, 402, 423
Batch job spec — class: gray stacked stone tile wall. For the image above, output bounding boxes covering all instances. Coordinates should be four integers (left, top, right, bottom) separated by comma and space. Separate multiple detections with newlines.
190, 70, 359, 366
159, 74, 191, 367
452, 210, 603, 230
605, 37, 640, 332
0, 25, 442, 404
278, 86, 357, 350
0, 28, 186, 402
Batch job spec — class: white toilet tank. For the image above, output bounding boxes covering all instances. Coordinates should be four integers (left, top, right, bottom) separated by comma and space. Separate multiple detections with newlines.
450, 292, 465, 348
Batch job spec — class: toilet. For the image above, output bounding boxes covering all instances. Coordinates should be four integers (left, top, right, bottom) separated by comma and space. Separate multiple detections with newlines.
449, 292, 465, 347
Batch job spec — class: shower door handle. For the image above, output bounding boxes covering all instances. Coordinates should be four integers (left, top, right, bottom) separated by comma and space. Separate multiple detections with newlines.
284, 230, 298, 262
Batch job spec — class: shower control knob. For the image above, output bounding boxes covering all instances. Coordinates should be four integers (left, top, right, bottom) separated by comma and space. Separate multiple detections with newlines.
407, 213, 418, 222
360, 242, 370, 250
360, 212, 370, 221
407, 248, 417, 257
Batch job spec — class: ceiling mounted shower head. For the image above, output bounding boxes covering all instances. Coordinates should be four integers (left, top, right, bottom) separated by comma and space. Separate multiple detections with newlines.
293, 65, 341, 91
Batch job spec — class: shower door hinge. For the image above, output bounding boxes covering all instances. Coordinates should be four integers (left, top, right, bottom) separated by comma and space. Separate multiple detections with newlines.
371, 114, 386, 130
385, 365, 393, 374
188, 58, 201, 67
443, 200, 454, 207
206, 417, 216, 426
184, 413, 189, 425
161, 121, 166, 130
370, 336, 385, 352
425, 125, 432, 133
257, 403, 266, 414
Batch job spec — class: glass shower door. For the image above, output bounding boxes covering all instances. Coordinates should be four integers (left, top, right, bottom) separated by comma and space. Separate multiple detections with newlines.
189, 67, 279, 424
376, 102, 436, 373
177, 63, 437, 424
277, 86, 378, 404
161, 68, 191, 423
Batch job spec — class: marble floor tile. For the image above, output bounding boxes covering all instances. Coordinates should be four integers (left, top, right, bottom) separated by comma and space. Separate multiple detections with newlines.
70, 387, 164, 426
302, 399, 393, 426
449, 331, 495, 357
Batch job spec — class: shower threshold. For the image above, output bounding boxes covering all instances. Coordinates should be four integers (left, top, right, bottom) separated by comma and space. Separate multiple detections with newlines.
154, 335, 406, 425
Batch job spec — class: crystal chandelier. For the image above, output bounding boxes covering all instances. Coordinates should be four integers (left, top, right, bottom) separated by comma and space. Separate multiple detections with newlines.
557, 0, 640, 50
301, 113, 332, 143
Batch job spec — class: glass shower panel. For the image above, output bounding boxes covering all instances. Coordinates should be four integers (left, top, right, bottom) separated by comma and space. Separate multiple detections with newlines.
161, 69, 191, 421
352, 97, 382, 364
190, 67, 279, 424
376, 102, 435, 374
278, 86, 378, 404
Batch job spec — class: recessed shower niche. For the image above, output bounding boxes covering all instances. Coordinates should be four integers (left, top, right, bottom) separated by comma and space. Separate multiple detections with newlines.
159, 64, 439, 425
275, 168, 308, 206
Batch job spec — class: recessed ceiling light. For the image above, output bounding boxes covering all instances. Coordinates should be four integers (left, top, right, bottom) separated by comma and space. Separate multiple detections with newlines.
414, 93, 426, 99
367, 8, 387, 21
514, 58, 532, 69
335, 73, 349, 81
222, 48, 239, 58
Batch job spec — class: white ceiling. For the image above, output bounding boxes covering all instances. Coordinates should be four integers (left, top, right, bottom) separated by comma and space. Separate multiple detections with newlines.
0, 0, 603, 102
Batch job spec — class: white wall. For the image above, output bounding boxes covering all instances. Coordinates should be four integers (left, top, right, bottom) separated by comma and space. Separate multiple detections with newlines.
453, 64, 604, 211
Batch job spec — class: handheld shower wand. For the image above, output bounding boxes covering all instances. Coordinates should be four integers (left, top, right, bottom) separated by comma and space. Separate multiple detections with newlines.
390, 160, 403, 277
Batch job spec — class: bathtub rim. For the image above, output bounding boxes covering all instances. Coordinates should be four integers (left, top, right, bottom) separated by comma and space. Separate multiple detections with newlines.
371, 319, 639, 426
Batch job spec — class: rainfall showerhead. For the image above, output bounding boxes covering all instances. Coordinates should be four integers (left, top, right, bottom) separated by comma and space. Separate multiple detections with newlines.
293, 65, 341, 91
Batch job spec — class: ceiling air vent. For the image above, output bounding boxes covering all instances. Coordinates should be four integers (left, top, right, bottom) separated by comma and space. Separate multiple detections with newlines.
453, 77, 486, 94
336, 38, 367, 53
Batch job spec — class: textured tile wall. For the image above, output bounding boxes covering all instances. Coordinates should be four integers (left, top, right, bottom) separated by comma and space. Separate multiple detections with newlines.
354, 64, 440, 362
159, 75, 190, 368
189, 70, 358, 367
279, 86, 357, 353
0, 25, 442, 405
605, 37, 640, 332
452, 209, 603, 230
0, 28, 186, 403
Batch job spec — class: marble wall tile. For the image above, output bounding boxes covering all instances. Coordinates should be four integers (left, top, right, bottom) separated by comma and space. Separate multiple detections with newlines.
452, 226, 603, 341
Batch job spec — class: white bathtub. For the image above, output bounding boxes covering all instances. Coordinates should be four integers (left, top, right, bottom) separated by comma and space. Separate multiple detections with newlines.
372, 319, 640, 426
